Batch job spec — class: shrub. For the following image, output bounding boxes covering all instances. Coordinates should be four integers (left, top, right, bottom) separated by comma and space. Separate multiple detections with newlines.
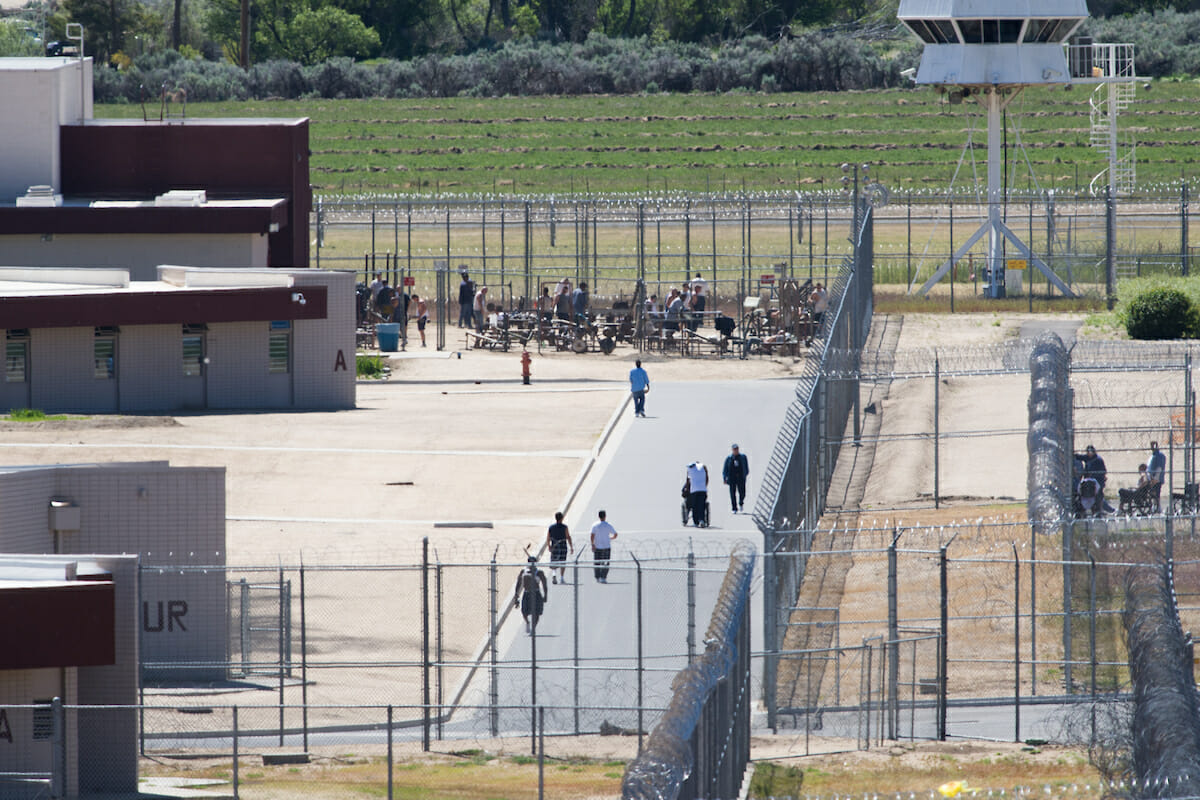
1124, 287, 1199, 339
356, 355, 387, 378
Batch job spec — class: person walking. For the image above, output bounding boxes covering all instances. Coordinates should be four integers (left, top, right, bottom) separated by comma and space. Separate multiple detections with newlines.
513, 556, 548, 635
629, 359, 650, 418
545, 511, 573, 585
590, 510, 618, 584
722, 443, 750, 512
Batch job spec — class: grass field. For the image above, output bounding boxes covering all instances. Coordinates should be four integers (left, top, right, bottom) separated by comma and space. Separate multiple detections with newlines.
96, 81, 1200, 197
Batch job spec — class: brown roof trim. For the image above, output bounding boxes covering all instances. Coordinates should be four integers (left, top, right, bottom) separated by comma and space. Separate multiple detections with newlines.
0, 285, 327, 329
0, 203, 289, 236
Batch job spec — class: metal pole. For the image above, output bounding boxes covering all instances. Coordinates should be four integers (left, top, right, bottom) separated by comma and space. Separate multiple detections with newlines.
300, 561, 308, 750
490, 548, 498, 736
1030, 524, 1037, 696
573, 555, 580, 735
634, 552, 644, 756
934, 354, 941, 508
538, 707, 545, 800
763, 534, 778, 732
938, 544, 948, 740
530, 603, 538, 755
387, 705, 394, 800
422, 537, 430, 750
1105, 184, 1116, 310
687, 541, 696, 664
278, 565, 285, 746
233, 705, 239, 799
1089, 552, 1097, 696
1013, 544, 1021, 743
887, 529, 900, 741
436, 560, 444, 741
1183, 180, 1190, 278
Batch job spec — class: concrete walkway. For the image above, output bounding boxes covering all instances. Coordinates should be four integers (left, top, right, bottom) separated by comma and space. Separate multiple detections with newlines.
462, 379, 798, 736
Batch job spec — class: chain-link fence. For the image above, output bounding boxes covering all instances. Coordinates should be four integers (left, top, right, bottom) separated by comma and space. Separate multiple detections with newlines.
315, 187, 1200, 328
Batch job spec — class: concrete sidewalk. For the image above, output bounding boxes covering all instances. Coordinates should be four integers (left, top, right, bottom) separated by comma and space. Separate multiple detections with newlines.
469, 379, 797, 736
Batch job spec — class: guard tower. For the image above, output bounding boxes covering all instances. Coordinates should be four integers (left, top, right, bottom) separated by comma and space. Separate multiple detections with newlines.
898, 0, 1135, 299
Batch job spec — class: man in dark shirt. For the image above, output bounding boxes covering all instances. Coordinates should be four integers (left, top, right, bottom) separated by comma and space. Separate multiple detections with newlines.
458, 272, 476, 328
723, 444, 750, 512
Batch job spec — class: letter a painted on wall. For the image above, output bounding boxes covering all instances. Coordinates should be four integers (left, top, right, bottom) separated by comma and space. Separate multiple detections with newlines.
334, 350, 347, 371
0, 709, 11, 743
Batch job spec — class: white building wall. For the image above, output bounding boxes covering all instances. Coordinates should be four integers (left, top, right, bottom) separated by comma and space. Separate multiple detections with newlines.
207, 321, 291, 409
0, 58, 90, 203
0, 470, 56, 552
27, 327, 110, 414
0, 232, 269, 280
118, 324, 204, 412
293, 270, 356, 409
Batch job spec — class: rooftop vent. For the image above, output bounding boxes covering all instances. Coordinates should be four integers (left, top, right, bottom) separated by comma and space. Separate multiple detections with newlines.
16, 185, 62, 208
155, 189, 207, 207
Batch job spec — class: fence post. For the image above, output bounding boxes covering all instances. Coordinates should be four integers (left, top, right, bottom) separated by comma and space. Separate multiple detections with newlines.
489, 548, 498, 737
1105, 184, 1116, 310
938, 543, 949, 741
573, 552, 580, 735
633, 552, 644, 756
887, 530, 900, 741
300, 561, 308, 751
934, 354, 941, 508
530, 602, 538, 755
1089, 552, 1097, 697
1183, 180, 1190, 278
422, 537, 430, 751
278, 564, 285, 746
1064, 522, 1074, 694
538, 706, 545, 800
1030, 523, 1037, 696
687, 540, 696, 664
51, 698, 63, 800
1013, 544, 1021, 743
763, 535, 778, 733
387, 705, 394, 800
233, 705, 239, 800
436, 559, 444, 741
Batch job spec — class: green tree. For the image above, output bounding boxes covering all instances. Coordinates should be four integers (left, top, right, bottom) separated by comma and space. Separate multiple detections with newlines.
61, 0, 159, 62
0, 20, 44, 55
205, 0, 380, 64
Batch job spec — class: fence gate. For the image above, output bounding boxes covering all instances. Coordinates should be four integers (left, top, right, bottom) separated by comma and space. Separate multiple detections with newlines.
226, 578, 292, 679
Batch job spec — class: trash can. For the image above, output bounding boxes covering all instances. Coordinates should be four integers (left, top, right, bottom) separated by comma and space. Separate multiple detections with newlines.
376, 323, 401, 352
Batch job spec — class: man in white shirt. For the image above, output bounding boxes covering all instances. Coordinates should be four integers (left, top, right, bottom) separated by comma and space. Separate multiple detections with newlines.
684, 461, 709, 527
691, 273, 708, 314
589, 510, 619, 584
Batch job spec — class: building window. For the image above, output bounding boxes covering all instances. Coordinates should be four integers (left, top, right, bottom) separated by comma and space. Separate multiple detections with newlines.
269, 321, 291, 374
94, 328, 116, 379
182, 335, 204, 377
5, 331, 28, 383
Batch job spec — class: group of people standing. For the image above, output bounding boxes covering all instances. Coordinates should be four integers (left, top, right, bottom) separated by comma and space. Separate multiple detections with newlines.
370, 272, 429, 347
645, 273, 708, 333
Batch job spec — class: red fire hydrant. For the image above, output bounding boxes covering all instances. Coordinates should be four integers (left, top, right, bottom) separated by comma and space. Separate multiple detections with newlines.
521, 350, 531, 385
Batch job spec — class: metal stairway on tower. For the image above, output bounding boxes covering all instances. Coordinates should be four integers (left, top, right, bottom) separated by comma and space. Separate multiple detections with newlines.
1086, 42, 1137, 196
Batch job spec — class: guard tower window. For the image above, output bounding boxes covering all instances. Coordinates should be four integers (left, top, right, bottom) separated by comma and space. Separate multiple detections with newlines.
5, 330, 29, 384
957, 19, 1021, 44
907, 19, 958, 44
1024, 19, 1074, 43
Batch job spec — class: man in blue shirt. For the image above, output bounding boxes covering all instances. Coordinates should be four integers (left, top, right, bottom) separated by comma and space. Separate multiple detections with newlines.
572, 281, 589, 324
628, 359, 650, 418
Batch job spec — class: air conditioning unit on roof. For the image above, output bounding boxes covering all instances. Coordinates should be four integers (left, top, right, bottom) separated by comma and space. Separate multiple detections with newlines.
155, 190, 207, 207
16, 185, 62, 207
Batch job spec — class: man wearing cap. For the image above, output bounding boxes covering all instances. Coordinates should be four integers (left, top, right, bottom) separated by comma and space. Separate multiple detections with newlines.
723, 444, 750, 513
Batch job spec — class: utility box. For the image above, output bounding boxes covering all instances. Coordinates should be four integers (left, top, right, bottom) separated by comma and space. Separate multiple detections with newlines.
49, 498, 80, 532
